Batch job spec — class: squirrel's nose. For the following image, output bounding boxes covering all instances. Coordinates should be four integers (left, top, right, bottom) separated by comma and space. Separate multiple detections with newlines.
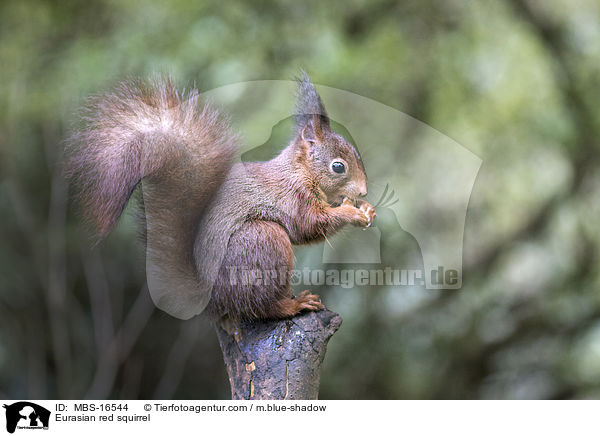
359, 186, 368, 197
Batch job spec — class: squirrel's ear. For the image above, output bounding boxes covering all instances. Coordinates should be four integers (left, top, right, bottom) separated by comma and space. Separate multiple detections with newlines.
300, 118, 322, 160
301, 115, 323, 144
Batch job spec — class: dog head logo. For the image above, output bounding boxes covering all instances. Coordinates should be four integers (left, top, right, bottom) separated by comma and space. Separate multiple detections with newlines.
3, 402, 50, 433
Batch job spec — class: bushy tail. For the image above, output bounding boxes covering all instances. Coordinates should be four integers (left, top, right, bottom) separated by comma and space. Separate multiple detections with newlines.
65, 78, 238, 318
65, 78, 236, 235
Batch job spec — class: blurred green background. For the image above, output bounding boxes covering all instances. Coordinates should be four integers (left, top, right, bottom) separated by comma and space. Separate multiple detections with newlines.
1, 0, 600, 399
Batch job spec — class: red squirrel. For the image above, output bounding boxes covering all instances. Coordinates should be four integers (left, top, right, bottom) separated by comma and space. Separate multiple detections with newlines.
65, 73, 375, 321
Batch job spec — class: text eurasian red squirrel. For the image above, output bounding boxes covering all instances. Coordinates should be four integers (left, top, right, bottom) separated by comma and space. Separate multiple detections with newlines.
65, 73, 375, 321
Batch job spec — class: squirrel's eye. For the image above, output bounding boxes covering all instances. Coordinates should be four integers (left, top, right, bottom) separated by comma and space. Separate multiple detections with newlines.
331, 161, 346, 174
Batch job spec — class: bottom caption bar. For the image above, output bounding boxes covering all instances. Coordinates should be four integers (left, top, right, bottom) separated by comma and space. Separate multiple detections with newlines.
1, 400, 597, 435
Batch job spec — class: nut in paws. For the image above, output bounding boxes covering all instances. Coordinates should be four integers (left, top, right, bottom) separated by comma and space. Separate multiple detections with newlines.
359, 202, 376, 228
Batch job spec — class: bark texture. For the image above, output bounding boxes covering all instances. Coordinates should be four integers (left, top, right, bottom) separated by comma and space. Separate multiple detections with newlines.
215, 310, 342, 400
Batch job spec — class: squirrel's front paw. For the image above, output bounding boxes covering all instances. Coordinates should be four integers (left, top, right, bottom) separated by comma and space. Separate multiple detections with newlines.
341, 197, 376, 228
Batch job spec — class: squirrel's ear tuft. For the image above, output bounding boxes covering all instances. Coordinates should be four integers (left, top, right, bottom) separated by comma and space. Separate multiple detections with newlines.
294, 70, 330, 137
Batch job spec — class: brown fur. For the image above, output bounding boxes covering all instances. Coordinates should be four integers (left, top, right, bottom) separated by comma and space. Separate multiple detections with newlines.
66, 75, 374, 321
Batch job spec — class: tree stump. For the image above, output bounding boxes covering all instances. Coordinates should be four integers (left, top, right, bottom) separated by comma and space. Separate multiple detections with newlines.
215, 310, 342, 400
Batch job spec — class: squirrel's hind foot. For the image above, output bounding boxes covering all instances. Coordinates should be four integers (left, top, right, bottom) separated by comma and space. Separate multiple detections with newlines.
266, 291, 324, 319
295, 290, 325, 312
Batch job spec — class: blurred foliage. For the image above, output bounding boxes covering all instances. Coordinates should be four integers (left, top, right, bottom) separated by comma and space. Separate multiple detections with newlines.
1, 0, 600, 399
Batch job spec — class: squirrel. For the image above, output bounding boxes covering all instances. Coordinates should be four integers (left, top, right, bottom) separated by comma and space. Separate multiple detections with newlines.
65, 73, 376, 321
